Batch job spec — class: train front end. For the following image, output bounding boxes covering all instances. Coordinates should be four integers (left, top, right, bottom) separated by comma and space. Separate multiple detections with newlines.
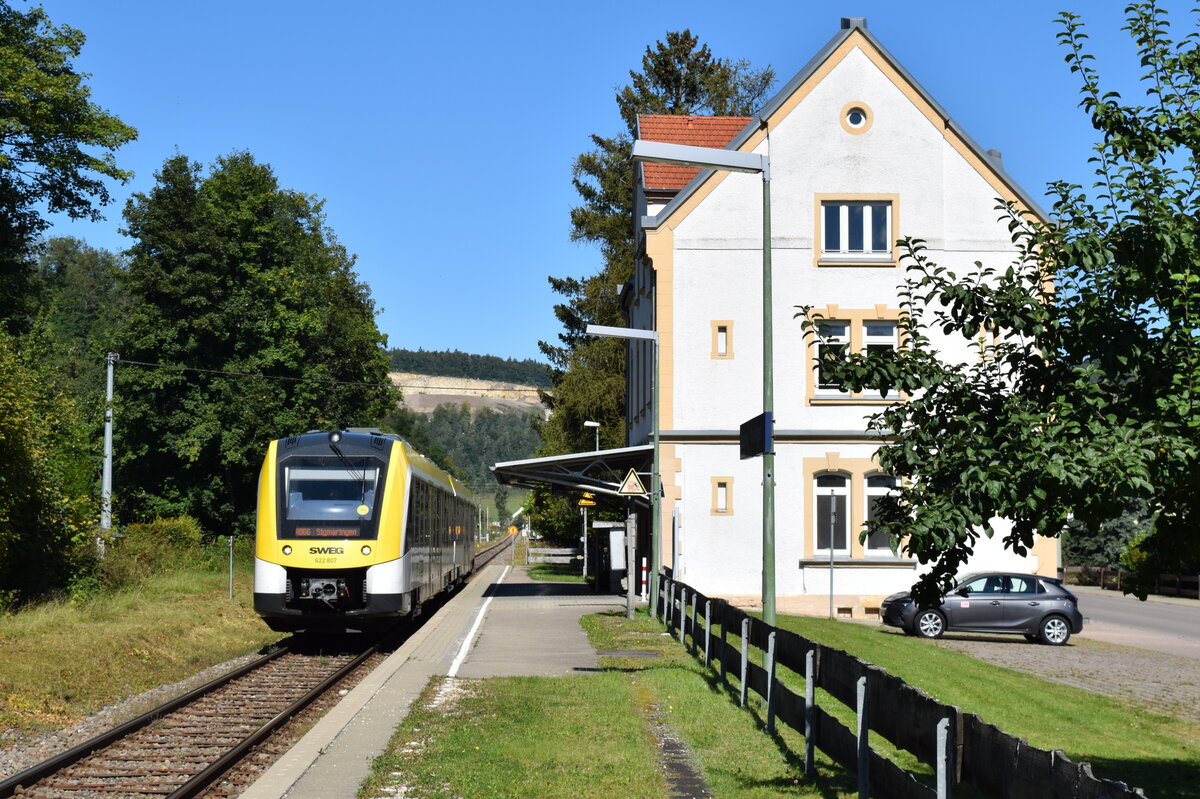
254, 430, 409, 632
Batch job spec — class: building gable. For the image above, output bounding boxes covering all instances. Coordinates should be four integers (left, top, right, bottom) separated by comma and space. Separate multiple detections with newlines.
641, 18, 1047, 233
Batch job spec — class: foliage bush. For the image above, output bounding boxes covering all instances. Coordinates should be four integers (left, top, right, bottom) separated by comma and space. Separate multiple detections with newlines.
98, 516, 206, 589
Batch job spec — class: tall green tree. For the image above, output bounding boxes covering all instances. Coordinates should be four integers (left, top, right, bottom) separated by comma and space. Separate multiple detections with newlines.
0, 2, 136, 329
800, 3, 1200, 600
35, 236, 126, 401
0, 328, 96, 606
532, 32, 773, 536
113, 152, 396, 534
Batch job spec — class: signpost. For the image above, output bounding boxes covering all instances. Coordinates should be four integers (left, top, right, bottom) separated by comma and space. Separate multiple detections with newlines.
618, 468, 648, 496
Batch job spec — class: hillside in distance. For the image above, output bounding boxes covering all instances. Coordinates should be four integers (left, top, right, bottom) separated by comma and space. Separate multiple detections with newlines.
386, 348, 550, 388
390, 371, 546, 416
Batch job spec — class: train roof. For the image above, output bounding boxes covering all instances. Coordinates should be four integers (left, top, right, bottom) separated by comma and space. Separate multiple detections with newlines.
277, 429, 476, 503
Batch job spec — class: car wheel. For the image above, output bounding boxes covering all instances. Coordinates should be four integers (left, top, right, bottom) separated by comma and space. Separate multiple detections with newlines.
913, 609, 946, 639
1038, 615, 1071, 646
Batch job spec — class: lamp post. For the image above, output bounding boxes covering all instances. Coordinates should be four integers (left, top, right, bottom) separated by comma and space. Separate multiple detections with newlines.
584, 420, 600, 451
586, 324, 660, 617
631, 139, 776, 626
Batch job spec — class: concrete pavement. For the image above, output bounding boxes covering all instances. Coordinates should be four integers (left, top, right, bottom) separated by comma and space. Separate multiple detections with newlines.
241, 565, 625, 799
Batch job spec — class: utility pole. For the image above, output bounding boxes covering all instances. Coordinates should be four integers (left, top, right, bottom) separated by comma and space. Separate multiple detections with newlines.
100, 352, 118, 532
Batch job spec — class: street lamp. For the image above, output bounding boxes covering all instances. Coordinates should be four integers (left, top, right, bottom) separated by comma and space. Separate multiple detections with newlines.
631, 138, 776, 626
586, 323, 660, 617
583, 420, 600, 451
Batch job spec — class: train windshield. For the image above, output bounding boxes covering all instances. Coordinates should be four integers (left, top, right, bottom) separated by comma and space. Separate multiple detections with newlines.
284, 465, 379, 522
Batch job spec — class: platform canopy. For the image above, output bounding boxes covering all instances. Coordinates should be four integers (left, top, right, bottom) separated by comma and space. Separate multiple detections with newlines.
490, 445, 653, 506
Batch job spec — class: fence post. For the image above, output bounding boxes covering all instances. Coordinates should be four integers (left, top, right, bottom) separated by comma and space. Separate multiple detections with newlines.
720, 603, 729, 685
739, 617, 749, 707
804, 649, 815, 775
679, 587, 687, 644
936, 717, 951, 799
704, 600, 712, 668
689, 592, 699, 656
857, 675, 869, 799
766, 631, 777, 734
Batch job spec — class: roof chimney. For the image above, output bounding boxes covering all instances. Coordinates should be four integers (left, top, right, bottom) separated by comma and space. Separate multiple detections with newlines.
841, 17, 867, 30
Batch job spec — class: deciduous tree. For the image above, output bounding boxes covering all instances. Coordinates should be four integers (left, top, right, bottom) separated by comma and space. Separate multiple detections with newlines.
113, 153, 395, 534
800, 3, 1200, 600
0, 3, 135, 329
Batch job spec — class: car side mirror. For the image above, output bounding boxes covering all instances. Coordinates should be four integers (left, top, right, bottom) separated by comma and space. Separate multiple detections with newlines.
953, 587, 969, 597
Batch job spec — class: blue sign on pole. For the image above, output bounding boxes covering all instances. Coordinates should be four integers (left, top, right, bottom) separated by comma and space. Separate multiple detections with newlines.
740, 412, 774, 460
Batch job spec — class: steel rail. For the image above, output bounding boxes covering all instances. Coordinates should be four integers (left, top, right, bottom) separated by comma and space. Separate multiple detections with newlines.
473, 536, 513, 571
0, 646, 289, 798
166, 643, 380, 798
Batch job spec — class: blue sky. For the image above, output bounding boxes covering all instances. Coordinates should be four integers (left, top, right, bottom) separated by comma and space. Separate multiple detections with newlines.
37, 0, 1183, 362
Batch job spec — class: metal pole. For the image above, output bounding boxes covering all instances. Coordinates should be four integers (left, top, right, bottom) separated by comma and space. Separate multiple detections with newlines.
100, 352, 118, 531
228, 535, 234, 599
651, 336, 661, 620
626, 502, 637, 620
804, 649, 816, 774
857, 675, 869, 799
581, 506, 588, 578
829, 488, 836, 620
761, 165, 776, 628
936, 717, 951, 799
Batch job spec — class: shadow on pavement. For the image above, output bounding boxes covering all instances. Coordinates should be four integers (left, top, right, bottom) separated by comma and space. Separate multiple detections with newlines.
483, 582, 612, 598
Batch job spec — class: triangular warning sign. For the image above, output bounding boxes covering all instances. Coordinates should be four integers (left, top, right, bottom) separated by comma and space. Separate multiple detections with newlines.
618, 468, 647, 496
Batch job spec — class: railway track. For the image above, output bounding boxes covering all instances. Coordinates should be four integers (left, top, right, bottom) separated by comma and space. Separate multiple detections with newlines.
1, 539, 514, 799
0, 643, 379, 799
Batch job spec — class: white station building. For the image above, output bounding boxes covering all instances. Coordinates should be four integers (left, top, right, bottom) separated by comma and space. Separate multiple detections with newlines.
497, 18, 1059, 617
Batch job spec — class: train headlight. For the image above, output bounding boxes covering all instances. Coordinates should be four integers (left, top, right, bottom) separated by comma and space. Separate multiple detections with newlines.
282, 545, 292, 556
361, 545, 372, 556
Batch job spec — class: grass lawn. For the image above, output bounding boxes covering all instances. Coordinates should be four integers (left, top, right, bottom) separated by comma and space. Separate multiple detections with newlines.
363, 608, 1196, 798
526, 562, 586, 583
0, 567, 278, 739
756, 614, 1198, 798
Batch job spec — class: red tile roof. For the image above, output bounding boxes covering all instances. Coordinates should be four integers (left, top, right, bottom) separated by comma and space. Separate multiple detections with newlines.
637, 114, 752, 191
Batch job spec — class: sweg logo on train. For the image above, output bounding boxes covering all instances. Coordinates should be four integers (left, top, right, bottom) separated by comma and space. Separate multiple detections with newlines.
309, 546, 344, 555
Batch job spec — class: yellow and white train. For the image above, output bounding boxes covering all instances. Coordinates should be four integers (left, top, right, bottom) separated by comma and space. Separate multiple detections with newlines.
254, 429, 476, 632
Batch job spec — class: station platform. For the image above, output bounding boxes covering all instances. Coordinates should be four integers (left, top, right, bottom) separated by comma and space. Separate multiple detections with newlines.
241, 563, 627, 799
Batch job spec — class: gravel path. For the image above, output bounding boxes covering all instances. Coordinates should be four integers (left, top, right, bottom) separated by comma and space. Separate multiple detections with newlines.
923, 632, 1200, 724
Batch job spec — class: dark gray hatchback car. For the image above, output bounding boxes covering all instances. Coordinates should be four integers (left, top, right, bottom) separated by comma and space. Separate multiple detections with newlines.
880, 572, 1085, 645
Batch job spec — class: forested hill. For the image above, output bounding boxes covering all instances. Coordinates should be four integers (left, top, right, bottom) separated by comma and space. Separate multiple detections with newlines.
387, 348, 551, 388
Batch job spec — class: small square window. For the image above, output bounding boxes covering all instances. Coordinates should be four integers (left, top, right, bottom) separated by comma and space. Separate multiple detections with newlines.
711, 321, 733, 359
711, 476, 734, 515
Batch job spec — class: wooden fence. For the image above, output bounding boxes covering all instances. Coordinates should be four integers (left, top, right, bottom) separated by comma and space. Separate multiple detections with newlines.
1063, 566, 1199, 600
659, 576, 1146, 799
527, 546, 580, 564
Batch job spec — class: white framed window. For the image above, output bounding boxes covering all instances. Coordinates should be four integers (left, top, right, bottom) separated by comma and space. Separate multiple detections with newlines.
810, 317, 900, 399
814, 473, 849, 553
815, 321, 850, 392
820, 200, 893, 263
711, 477, 733, 515
864, 474, 899, 552
711, 320, 733, 359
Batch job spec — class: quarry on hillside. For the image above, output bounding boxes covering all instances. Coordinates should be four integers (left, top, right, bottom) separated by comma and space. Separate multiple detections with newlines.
390, 372, 548, 417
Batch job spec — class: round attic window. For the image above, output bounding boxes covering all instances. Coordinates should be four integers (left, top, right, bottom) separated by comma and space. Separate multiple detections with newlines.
840, 102, 873, 135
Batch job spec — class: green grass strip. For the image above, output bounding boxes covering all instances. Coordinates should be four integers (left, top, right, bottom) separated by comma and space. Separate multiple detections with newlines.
361, 674, 666, 799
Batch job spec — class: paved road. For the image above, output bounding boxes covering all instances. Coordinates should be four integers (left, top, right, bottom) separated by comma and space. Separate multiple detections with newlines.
1072, 585, 1200, 659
